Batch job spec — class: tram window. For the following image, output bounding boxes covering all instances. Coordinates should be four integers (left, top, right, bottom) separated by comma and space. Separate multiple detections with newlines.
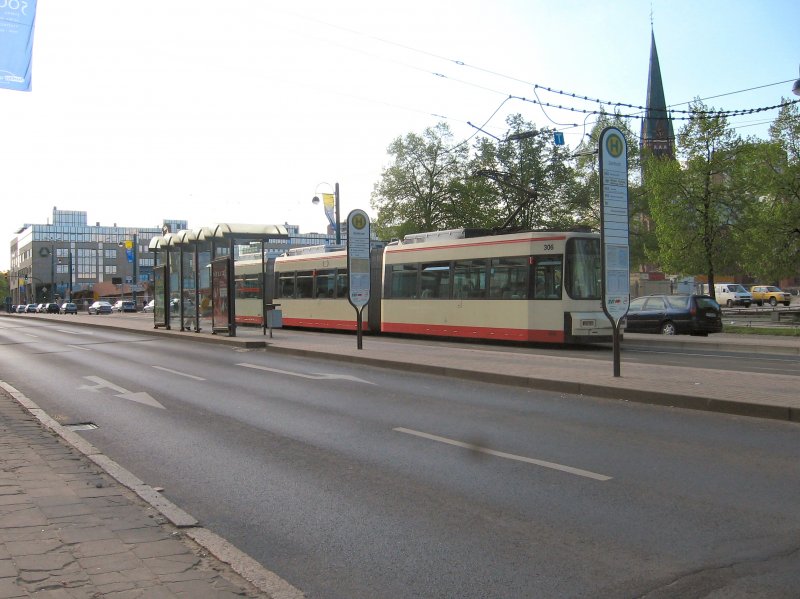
235, 274, 261, 299
296, 270, 313, 298
336, 270, 348, 298
565, 237, 601, 299
390, 264, 418, 298
277, 273, 294, 299
489, 257, 528, 299
453, 259, 487, 299
532, 256, 562, 300
420, 262, 450, 299
316, 269, 336, 298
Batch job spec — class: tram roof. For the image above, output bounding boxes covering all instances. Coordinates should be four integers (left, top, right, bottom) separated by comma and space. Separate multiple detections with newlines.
396, 228, 492, 245
393, 227, 597, 246
285, 244, 345, 256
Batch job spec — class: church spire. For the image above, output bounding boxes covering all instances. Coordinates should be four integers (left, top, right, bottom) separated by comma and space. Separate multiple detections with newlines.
641, 30, 674, 158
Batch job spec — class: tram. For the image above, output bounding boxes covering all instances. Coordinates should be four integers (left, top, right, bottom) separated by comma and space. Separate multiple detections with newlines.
233, 228, 613, 344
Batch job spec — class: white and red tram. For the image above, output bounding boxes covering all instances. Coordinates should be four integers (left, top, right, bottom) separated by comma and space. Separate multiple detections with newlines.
234, 228, 613, 344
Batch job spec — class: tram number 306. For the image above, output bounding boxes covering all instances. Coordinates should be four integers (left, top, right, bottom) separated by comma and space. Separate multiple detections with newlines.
543, 244, 554, 251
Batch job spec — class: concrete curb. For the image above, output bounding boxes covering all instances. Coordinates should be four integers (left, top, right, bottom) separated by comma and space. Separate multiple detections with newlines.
0, 379, 305, 599
260, 345, 800, 423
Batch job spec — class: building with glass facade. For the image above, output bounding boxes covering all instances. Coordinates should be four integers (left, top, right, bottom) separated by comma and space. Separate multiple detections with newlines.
8, 207, 186, 308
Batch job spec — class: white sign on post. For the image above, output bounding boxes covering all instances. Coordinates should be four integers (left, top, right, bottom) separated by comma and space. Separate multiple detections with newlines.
347, 209, 371, 350
347, 210, 371, 309
599, 127, 630, 326
599, 127, 630, 377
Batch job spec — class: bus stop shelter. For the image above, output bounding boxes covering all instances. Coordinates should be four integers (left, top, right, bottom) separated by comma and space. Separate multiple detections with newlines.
149, 223, 288, 336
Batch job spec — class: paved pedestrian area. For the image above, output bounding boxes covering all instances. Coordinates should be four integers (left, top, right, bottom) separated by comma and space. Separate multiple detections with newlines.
0, 390, 269, 599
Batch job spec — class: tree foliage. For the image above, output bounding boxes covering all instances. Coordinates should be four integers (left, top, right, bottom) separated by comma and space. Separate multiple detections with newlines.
370, 101, 800, 289
643, 99, 800, 287
370, 123, 468, 240
370, 115, 598, 239
738, 101, 800, 281
643, 100, 752, 294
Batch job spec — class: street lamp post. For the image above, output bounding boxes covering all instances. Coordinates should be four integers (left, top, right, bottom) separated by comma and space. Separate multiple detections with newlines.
50, 244, 56, 303
312, 182, 341, 244
68, 251, 73, 301
793, 64, 800, 97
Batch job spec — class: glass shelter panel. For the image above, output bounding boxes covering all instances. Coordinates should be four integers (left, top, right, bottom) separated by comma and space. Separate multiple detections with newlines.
197, 246, 213, 332
181, 249, 196, 329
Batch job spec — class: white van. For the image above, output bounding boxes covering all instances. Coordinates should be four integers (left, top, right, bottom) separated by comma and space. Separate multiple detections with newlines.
703, 283, 752, 307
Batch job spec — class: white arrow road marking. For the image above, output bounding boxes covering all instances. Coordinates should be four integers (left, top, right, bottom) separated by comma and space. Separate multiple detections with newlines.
237, 363, 375, 385
394, 427, 612, 482
79, 376, 165, 409
152, 365, 206, 381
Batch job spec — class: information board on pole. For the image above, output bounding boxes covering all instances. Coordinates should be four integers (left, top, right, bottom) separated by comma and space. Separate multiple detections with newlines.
347, 210, 371, 349
347, 210, 371, 309
599, 126, 630, 376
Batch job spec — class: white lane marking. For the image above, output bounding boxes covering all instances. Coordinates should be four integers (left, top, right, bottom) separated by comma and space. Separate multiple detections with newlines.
79, 376, 165, 409
237, 363, 374, 384
66, 344, 92, 351
57, 329, 94, 335
20, 333, 38, 338
393, 427, 612, 482
152, 365, 206, 381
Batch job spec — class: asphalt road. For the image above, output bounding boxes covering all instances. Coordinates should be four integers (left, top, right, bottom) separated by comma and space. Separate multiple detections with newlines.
1, 319, 799, 598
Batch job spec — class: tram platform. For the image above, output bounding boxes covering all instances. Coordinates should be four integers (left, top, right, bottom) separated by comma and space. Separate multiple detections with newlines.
7, 312, 800, 423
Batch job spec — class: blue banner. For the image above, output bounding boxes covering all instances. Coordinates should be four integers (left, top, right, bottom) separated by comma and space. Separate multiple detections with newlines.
0, 0, 37, 92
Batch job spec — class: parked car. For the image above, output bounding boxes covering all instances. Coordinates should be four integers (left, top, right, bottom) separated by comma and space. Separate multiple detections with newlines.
60, 302, 78, 314
25, 304, 38, 313
87, 301, 113, 315
111, 300, 136, 313
702, 283, 752, 308
15, 304, 27, 313
624, 294, 723, 336
45, 303, 60, 313
36, 303, 47, 313
749, 285, 791, 307
142, 300, 155, 313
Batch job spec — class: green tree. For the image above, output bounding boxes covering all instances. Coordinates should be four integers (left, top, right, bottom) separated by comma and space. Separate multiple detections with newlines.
370, 123, 469, 240
643, 100, 749, 299
738, 101, 800, 281
467, 114, 588, 232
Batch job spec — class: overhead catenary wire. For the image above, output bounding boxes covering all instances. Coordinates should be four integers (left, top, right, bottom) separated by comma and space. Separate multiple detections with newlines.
276, 8, 800, 148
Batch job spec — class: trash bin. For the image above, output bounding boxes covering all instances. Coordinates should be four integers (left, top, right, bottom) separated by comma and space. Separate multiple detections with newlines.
266, 309, 282, 329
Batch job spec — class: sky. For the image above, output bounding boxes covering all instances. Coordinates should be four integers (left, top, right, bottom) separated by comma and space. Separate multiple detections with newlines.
2, 0, 798, 271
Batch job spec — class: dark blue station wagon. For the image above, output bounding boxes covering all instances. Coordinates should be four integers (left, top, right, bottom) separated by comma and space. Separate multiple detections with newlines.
624, 294, 723, 336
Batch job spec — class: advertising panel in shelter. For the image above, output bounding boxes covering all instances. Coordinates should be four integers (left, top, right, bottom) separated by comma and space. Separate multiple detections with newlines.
211, 257, 231, 333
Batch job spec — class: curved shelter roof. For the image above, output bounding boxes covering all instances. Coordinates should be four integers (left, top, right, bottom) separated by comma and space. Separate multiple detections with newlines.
148, 223, 289, 250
